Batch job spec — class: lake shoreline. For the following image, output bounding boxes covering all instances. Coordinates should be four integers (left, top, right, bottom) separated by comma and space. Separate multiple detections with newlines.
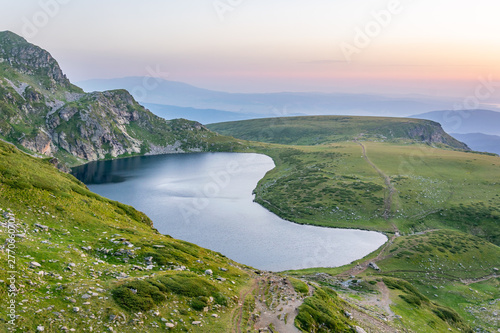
73, 152, 388, 271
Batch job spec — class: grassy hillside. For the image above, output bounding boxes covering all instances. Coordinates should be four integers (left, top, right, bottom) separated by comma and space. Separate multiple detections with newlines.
361, 142, 500, 243
0, 140, 252, 332
207, 115, 469, 149
243, 141, 500, 244
289, 230, 498, 332
0, 139, 391, 333
370, 230, 499, 332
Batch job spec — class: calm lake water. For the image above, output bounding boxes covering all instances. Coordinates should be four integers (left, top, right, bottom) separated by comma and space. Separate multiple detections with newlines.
72, 153, 387, 271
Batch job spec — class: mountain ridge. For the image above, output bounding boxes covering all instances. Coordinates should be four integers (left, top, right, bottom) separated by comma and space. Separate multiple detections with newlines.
77, 76, 471, 117
410, 109, 500, 136
450, 132, 500, 156
0, 31, 225, 166
207, 115, 470, 150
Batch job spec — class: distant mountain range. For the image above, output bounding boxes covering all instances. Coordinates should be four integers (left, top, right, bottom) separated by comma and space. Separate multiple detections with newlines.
78, 77, 477, 118
3, 30, 497, 162
449, 133, 500, 156
411, 110, 500, 154
411, 110, 500, 155
142, 103, 280, 124
410, 110, 500, 136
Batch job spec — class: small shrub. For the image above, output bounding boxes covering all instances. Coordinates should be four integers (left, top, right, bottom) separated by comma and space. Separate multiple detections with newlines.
112, 280, 165, 312
432, 306, 461, 323
295, 288, 355, 333
156, 273, 223, 302
213, 292, 228, 306
383, 278, 428, 303
289, 278, 309, 295
190, 297, 208, 311
399, 294, 421, 306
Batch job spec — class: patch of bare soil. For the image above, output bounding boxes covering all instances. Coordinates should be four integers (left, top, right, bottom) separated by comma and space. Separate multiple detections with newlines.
253, 274, 304, 333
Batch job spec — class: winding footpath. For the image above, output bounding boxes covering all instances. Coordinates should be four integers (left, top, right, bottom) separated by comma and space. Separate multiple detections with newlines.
356, 141, 397, 222
354, 142, 399, 236
231, 273, 304, 333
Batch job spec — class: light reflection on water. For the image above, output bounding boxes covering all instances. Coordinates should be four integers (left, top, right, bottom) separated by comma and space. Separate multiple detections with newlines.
73, 153, 387, 271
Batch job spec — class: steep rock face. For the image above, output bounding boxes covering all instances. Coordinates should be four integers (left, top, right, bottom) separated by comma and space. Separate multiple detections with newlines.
0, 31, 76, 92
19, 129, 54, 155
404, 120, 469, 150
0, 31, 220, 165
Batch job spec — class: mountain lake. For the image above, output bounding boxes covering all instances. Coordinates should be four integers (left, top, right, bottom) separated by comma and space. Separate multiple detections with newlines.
72, 153, 387, 271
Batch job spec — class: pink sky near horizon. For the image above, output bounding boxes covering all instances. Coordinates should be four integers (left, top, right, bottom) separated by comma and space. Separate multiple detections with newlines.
1, 0, 499, 99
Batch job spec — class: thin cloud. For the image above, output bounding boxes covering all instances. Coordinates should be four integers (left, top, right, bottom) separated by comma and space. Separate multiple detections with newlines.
300, 59, 348, 65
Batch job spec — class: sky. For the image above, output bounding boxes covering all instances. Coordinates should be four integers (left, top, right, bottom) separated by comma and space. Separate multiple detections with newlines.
1, 0, 500, 99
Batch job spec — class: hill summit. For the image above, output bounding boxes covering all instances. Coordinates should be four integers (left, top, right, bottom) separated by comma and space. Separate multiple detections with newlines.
207, 116, 470, 150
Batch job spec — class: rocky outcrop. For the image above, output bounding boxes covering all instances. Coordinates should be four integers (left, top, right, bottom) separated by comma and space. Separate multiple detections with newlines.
0, 31, 77, 92
405, 120, 469, 150
20, 129, 55, 155
0, 31, 220, 165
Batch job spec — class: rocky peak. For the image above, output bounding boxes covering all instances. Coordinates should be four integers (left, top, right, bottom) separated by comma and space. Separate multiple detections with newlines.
0, 31, 77, 92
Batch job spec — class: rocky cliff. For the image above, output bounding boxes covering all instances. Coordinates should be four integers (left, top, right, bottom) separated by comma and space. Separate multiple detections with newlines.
401, 120, 469, 149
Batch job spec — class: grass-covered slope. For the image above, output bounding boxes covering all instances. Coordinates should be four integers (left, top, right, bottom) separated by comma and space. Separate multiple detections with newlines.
290, 230, 498, 332
208, 115, 469, 149
295, 287, 356, 333
250, 143, 392, 231
246, 141, 500, 244
373, 230, 499, 332
0, 140, 251, 332
361, 142, 500, 243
